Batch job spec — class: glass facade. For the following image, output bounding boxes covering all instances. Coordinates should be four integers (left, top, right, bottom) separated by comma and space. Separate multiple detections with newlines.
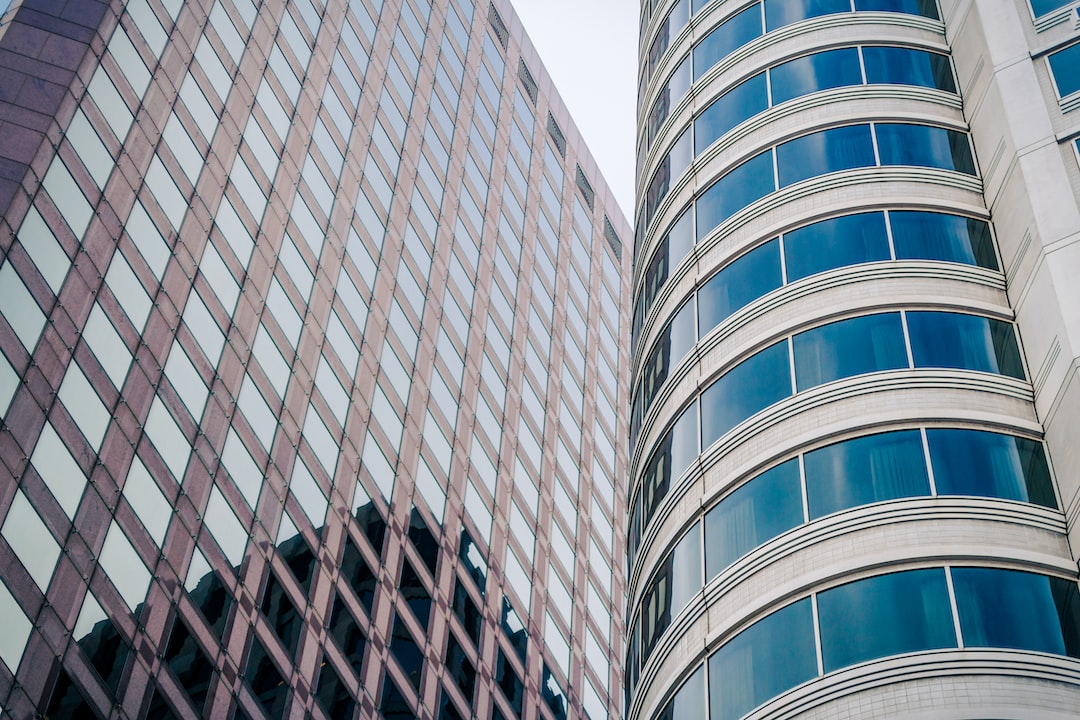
0, 1, 629, 719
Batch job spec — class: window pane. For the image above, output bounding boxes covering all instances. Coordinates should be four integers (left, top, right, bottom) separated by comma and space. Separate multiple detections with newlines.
855, 0, 938, 18
701, 340, 791, 446
907, 311, 1025, 379
770, 47, 862, 105
763, 0, 851, 31
792, 312, 907, 390
804, 430, 930, 519
875, 124, 975, 174
698, 239, 782, 334
862, 47, 955, 92
694, 73, 768, 153
640, 523, 702, 660
705, 458, 803, 579
890, 211, 997, 269
693, 4, 762, 80
927, 429, 1056, 508
640, 404, 699, 530
776, 124, 876, 187
1049, 43, 1080, 97
783, 211, 889, 282
818, 569, 955, 672
696, 149, 775, 240
657, 665, 705, 720
708, 598, 817, 720
1027, 0, 1072, 18
952, 568, 1074, 655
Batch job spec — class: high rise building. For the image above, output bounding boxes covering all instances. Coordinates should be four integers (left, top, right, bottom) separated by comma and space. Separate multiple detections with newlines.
0, 0, 631, 719
629, 0, 1080, 719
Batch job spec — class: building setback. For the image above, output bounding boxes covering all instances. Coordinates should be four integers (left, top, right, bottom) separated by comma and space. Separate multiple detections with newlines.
629, 0, 1080, 718
0, 0, 631, 719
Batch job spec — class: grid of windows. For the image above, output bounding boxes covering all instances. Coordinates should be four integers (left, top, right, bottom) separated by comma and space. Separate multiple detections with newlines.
0, 1, 630, 719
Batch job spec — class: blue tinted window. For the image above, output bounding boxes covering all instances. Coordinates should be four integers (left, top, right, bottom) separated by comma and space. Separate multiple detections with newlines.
697, 239, 782, 335
693, 4, 763, 80
890, 211, 997, 269
863, 47, 955, 92
648, 56, 693, 145
708, 598, 817, 720
953, 568, 1071, 654
640, 404, 699, 531
927, 430, 1056, 507
640, 523, 702, 661
695, 72, 768, 153
875, 124, 975, 174
783, 212, 890, 282
696, 150, 775, 240
818, 569, 955, 672
658, 665, 706, 720
792, 312, 907, 390
804, 430, 930, 519
704, 459, 803, 579
770, 47, 862, 105
700, 340, 791, 446
763, 0, 851, 31
776, 124, 876, 187
644, 127, 692, 225
855, 0, 939, 17
907, 311, 1025, 379
1028, 0, 1073, 18
1049, 43, 1080, 97
638, 300, 697, 425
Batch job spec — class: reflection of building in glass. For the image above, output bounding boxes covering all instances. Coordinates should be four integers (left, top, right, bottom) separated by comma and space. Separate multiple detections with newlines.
0, 1, 630, 718
630, 1, 1080, 719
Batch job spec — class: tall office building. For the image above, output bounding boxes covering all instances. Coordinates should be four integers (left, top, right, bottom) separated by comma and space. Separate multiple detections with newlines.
0, 0, 631, 719
629, 0, 1080, 719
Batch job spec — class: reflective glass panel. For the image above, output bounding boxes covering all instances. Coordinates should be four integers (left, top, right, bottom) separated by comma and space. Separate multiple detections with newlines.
769, 47, 861, 105
907, 311, 1025, 379
927, 429, 1056, 508
952, 568, 1075, 655
693, 4, 763, 80
708, 598, 817, 720
704, 458, 803, 578
640, 404, 699, 531
783, 211, 889, 282
777, 124, 876, 187
763, 0, 851, 31
862, 47, 954, 92
698, 238, 782, 335
855, 0, 938, 17
694, 73, 768, 154
1049, 43, 1080, 97
804, 430, 930, 519
792, 312, 907, 390
1028, 0, 1072, 18
875, 124, 975, 174
700, 340, 791, 446
890, 211, 997, 269
657, 665, 706, 720
818, 569, 955, 672
696, 149, 775, 240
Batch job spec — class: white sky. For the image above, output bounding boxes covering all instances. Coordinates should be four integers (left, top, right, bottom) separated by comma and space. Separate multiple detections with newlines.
512, 0, 639, 220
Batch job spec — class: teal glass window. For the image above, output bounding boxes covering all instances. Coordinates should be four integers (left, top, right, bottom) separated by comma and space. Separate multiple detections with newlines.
907, 311, 1025, 379
783, 211, 890, 282
640, 404, 699, 533
693, 4, 763, 80
875, 123, 976, 173
636, 299, 697, 430
763, 0, 851, 31
776, 124, 876, 187
658, 665, 706, 720
694, 72, 768, 153
890, 211, 997, 269
862, 47, 955, 92
769, 47, 862, 105
953, 568, 1080, 656
1049, 43, 1080, 97
697, 238, 782, 334
704, 459, 803, 578
927, 430, 1056, 507
695, 149, 775, 240
708, 598, 817, 720
804, 430, 930, 519
818, 569, 956, 672
1029, 0, 1073, 18
700, 340, 791, 446
640, 523, 702, 660
792, 312, 907, 390
855, 0, 938, 17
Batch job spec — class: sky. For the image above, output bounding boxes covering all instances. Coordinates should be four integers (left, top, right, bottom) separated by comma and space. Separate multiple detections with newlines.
512, 0, 639, 220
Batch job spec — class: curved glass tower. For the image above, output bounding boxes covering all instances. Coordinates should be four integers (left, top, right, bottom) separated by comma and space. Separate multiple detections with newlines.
628, 0, 1080, 718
